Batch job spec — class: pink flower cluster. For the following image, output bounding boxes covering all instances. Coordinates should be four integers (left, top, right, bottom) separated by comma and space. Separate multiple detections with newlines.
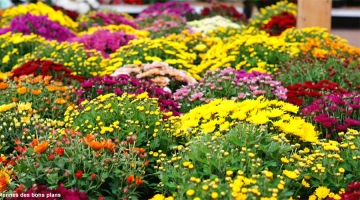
173, 68, 287, 112
68, 30, 135, 58
302, 92, 360, 139
135, 11, 187, 38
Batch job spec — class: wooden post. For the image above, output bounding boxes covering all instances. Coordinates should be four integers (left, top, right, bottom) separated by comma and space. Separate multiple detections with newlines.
297, 0, 332, 31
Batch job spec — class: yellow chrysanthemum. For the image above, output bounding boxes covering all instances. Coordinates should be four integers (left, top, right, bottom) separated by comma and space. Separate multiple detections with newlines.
315, 186, 330, 199
282, 170, 299, 180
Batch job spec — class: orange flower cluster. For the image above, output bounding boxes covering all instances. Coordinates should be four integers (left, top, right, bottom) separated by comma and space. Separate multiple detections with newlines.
126, 174, 144, 186
300, 38, 360, 59
82, 134, 115, 152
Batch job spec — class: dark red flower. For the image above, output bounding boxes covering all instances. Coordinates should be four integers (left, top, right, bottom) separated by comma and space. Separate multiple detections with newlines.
75, 170, 83, 179
55, 147, 65, 156
48, 154, 55, 161
90, 173, 96, 180
260, 11, 296, 36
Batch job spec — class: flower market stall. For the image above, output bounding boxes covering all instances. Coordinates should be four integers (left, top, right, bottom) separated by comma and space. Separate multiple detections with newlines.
0, 1, 360, 200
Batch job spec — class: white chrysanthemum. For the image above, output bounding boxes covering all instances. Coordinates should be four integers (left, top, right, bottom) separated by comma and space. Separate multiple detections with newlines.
187, 16, 242, 35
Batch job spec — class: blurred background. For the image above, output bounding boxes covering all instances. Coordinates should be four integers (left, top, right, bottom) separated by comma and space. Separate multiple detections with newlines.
1, 0, 359, 46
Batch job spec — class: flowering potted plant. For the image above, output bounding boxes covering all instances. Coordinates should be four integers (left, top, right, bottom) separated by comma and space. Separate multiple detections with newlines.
75, 74, 181, 116
14, 41, 109, 78
0, 1, 78, 31
152, 123, 295, 199
302, 92, 360, 139
176, 96, 319, 143
77, 11, 137, 32
0, 74, 76, 120
275, 55, 360, 91
259, 11, 296, 36
64, 93, 178, 153
107, 38, 197, 77
11, 59, 85, 84
174, 68, 287, 113
201, 4, 247, 23
135, 11, 187, 38
139, 2, 194, 17
111, 62, 197, 93
10, 129, 148, 199
286, 80, 349, 107
0, 33, 46, 72
68, 29, 136, 58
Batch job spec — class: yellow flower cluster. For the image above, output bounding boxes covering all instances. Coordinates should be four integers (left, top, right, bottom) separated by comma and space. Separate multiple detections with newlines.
249, 1, 297, 28
309, 186, 341, 200
108, 38, 197, 76
166, 29, 216, 51
0, 33, 48, 71
0, 102, 16, 113
196, 33, 299, 75
63, 92, 177, 148
177, 96, 319, 143
206, 26, 266, 39
149, 194, 174, 200
77, 24, 150, 39
0, 101, 64, 150
0, 2, 78, 30
230, 172, 286, 199
281, 129, 360, 194
280, 27, 341, 43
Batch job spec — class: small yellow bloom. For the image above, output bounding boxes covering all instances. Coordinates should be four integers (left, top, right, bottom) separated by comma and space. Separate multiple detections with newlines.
186, 189, 195, 197
211, 192, 218, 199
2, 55, 10, 63
338, 168, 345, 173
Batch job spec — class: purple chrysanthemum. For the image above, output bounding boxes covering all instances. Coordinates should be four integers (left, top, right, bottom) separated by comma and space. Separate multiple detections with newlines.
140, 2, 195, 17
6, 13, 76, 42
68, 29, 135, 58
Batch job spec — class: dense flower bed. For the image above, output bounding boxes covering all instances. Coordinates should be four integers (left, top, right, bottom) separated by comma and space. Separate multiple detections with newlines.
1, 1, 360, 199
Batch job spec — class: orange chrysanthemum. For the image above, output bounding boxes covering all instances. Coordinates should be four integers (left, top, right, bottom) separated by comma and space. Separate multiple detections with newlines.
33, 141, 49, 153
59, 86, 68, 92
17, 87, 27, 95
82, 134, 95, 145
0, 82, 8, 90
104, 141, 115, 151
88, 141, 105, 151
29, 138, 38, 147
55, 98, 67, 104
46, 85, 58, 92
135, 176, 144, 186
53, 81, 63, 86
127, 174, 134, 184
31, 89, 42, 96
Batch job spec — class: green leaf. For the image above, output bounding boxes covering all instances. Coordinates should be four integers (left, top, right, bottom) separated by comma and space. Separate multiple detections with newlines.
346, 174, 353, 179
65, 179, 77, 187
166, 182, 177, 189
101, 172, 109, 179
